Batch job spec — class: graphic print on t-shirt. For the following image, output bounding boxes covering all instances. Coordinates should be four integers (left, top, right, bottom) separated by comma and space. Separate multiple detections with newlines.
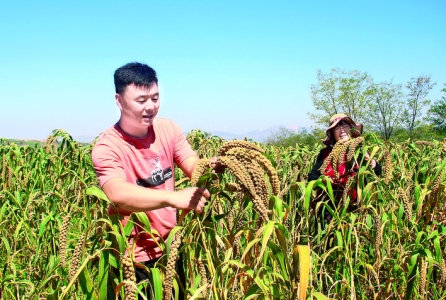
136, 156, 173, 187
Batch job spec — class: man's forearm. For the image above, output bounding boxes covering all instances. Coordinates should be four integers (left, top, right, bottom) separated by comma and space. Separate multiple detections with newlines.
103, 178, 176, 212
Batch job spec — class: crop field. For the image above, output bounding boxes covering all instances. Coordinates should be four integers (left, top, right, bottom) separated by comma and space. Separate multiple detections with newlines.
0, 129, 445, 300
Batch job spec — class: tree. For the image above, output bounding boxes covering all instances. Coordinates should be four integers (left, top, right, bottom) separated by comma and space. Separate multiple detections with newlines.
427, 84, 446, 135
309, 68, 374, 127
365, 81, 404, 140
403, 75, 435, 139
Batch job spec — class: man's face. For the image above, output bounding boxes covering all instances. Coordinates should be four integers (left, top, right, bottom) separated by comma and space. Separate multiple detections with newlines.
116, 83, 160, 134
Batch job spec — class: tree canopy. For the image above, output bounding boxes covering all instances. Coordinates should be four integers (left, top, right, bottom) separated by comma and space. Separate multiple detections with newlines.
403, 76, 436, 138
364, 81, 403, 140
309, 68, 374, 127
427, 84, 446, 135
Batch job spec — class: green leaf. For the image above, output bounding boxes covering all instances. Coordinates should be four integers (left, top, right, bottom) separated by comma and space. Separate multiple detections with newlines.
1, 237, 11, 257
78, 265, 97, 300
86, 185, 110, 202
433, 235, 442, 262
133, 212, 152, 232
258, 221, 275, 265
210, 213, 226, 222
312, 291, 330, 300
271, 196, 285, 221
405, 253, 419, 300
267, 241, 289, 281
149, 268, 163, 300
39, 213, 53, 239
98, 250, 110, 300
336, 231, 343, 249
415, 231, 426, 248
227, 260, 270, 296
165, 226, 183, 258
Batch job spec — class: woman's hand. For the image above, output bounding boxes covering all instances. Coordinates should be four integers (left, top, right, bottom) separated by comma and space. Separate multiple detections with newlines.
321, 176, 335, 185
364, 152, 377, 169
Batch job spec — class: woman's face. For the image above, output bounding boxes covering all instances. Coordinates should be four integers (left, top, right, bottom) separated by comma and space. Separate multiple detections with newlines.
332, 120, 351, 142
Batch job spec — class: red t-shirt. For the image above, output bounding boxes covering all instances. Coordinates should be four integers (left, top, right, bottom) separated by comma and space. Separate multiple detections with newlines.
92, 118, 196, 261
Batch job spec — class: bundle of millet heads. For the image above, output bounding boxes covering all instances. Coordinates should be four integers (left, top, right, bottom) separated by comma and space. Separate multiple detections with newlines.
319, 137, 365, 180
191, 140, 280, 223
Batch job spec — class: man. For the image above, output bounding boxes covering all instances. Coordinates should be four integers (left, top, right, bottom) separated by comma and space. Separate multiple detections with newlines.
92, 62, 209, 297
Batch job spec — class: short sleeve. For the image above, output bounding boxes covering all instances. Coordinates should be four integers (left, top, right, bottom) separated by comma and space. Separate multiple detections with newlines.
171, 121, 197, 165
91, 142, 127, 187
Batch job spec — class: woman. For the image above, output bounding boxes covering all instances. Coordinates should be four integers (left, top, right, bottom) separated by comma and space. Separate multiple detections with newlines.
308, 113, 382, 213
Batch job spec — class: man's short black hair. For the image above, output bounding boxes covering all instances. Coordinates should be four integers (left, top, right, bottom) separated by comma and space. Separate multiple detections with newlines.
114, 62, 158, 95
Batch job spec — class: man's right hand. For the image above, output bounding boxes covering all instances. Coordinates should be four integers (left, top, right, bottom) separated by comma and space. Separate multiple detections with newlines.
102, 178, 210, 213
173, 187, 210, 214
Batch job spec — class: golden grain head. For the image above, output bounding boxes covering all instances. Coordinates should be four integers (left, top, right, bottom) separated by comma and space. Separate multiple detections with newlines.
59, 214, 70, 268
399, 187, 412, 221
250, 151, 280, 196
431, 169, 443, 192
225, 182, 242, 192
346, 137, 364, 162
342, 176, 355, 205
419, 258, 427, 296
245, 161, 269, 204
337, 140, 349, 165
251, 195, 270, 222
319, 150, 334, 175
69, 233, 86, 280
218, 140, 264, 156
163, 230, 183, 300
384, 150, 392, 184
374, 215, 382, 248
191, 158, 210, 186
440, 259, 446, 287
197, 259, 208, 297
217, 156, 256, 198
331, 142, 345, 179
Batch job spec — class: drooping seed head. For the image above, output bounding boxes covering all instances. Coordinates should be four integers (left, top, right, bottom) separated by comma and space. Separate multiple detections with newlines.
69, 233, 86, 281
346, 137, 364, 162
191, 158, 211, 186
163, 230, 183, 300
59, 214, 70, 268
218, 140, 264, 156
384, 150, 392, 184
399, 187, 412, 221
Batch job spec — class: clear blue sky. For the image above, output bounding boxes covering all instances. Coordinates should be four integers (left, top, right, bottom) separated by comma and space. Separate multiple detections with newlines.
1, 1, 445, 140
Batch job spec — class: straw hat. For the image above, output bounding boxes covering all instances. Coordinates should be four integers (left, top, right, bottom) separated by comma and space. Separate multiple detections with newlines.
323, 113, 363, 146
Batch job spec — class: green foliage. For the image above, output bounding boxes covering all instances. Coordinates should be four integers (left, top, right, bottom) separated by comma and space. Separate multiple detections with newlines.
390, 124, 445, 142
